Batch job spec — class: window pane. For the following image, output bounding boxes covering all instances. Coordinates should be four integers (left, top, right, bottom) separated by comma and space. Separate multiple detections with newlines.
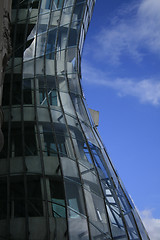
10, 176, 25, 218
50, 178, 66, 218
27, 176, 43, 216
0, 177, 7, 219
68, 215, 89, 240
65, 180, 85, 217
24, 123, 37, 156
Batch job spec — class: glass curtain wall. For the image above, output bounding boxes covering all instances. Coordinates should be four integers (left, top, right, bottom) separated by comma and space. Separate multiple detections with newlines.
0, 0, 150, 239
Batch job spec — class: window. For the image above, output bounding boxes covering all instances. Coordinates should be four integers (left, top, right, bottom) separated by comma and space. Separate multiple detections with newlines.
39, 77, 57, 106
56, 134, 67, 156
43, 131, 57, 156
65, 180, 85, 217
48, 90, 57, 105
43, 124, 67, 156
12, 0, 40, 9
2, 74, 11, 106
24, 123, 37, 156
9, 176, 43, 218
10, 176, 25, 217
0, 178, 7, 219
0, 126, 8, 159
83, 143, 93, 165
10, 125, 23, 157
27, 176, 43, 216
23, 79, 32, 104
50, 179, 66, 218
46, 29, 57, 58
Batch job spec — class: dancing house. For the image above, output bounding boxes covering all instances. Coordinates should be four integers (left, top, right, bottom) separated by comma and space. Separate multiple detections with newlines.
0, 0, 150, 239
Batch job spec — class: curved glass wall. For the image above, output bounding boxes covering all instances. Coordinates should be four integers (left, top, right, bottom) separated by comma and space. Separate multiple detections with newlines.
1, 0, 150, 239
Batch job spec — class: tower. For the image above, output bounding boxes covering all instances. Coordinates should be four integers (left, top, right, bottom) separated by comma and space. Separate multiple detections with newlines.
0, 0, 150, 239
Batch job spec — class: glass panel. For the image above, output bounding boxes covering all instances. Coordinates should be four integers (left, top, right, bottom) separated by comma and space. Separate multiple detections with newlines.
56, 134, 68, 156
72, 138, 94, 168
83, 142, 94, 164
65, 180, 85, 217
12, 0, 40, 9
61, 158, 80, 183
53, 121, 68, 136
2, 74, 11, 106
0, 125, 8, 159
37, 107, 50, 121
40, 0, 52, 10
2, 81, 10, 105
46, 29, 57, 57
68, 215, 89, 240
23, 59, 35, 78
66, 47, 77, 74
88, 142, 110, 180
79, 24, 84, 54
39, 88, 48, 106
64, 0, 75, 8
132, 209, 150, 240
10, 176, 25, 218
27, 176, 43, 216
55, 50, 65, 76
67, 73, 81, 94
84, 189, 109, 234
0, 177, 7, 219
56, 75, 68, 93
49, 10, 61, 28
42, 131, 57, 156
65, 114, 82, 139
24, 123, 37, 156
83, 7, 89, 33
49, 178, 66, 218
35, 33, 46, 58
51, 110, 67, 130
38, 13, 50, 33
41, 123, 69, 157
57, 26, 68, 50
10, 125, 23, 157
80, 164, 102, 196
12, 24, 25, 57
124, 212, 139, 239
59, 92, 75, 116
70, 93, 90, 125
89, 222, 111, 240
74, 2, 85, 20
46, 76, 57, 90
60, 6, 73, 26
68, 21, 81, 47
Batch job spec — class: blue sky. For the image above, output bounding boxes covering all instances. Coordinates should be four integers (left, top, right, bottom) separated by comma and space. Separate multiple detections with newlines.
82, 0, 160, 239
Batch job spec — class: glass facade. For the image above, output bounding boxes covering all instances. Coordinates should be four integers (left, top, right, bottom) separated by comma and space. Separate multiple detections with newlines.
0, 0, 150, 239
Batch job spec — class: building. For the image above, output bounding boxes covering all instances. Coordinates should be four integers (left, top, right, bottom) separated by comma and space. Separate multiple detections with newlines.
0, 0, 150, 239
0, 0, 12, 151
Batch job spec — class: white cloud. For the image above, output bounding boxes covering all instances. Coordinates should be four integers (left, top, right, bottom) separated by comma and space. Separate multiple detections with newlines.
82, 0, 160, 106
93, 0, 160, 65
82, 62, 160, 106
140, 209, 160, 240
